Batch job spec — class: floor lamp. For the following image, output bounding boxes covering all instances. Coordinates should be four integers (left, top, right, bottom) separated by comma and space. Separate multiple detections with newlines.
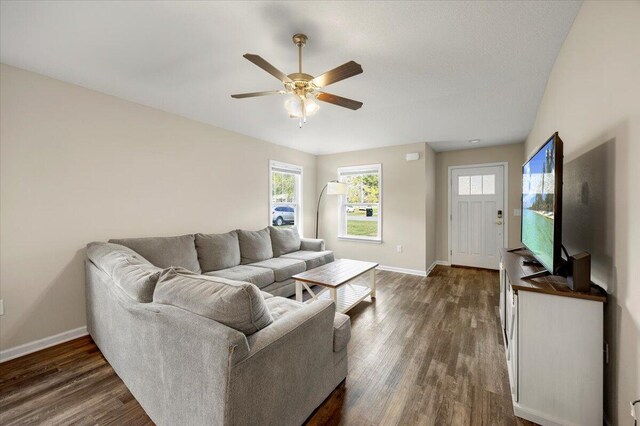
315, 180, 347, 238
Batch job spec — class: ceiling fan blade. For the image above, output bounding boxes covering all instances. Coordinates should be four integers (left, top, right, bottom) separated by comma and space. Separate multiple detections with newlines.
243, 54, 292, 83
312, 61, 363, 88
231, 90, 285, 99
316, 92, 363, 110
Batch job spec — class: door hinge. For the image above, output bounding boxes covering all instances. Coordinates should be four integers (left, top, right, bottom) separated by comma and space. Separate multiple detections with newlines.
450, 250, 452, 255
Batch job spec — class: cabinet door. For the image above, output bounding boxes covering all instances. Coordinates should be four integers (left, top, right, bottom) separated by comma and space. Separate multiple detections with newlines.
507, 292, 518, 401
505, 279, 513, 349
499, 260, 506, 333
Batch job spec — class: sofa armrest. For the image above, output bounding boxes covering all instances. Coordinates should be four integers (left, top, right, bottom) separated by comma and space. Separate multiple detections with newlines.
228, 300, 337, 424
300, 238, 325, 252
333, 312, 351, 352
243, 299, 335, 358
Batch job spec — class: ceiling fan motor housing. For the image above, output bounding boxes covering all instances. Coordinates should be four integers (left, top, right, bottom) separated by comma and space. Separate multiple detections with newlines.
286, 73, 317, 97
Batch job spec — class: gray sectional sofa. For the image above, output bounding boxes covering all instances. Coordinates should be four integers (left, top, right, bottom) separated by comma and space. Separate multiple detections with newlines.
85, 226, 349, 426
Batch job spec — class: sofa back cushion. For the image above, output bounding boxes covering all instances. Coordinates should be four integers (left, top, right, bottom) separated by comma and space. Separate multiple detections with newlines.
153, 268, 273, 335
109, 234, 201, 273
269, 226, 301, 257
87, 242, 162, 302
238, 228, 273, 264
195, 231, 241, 272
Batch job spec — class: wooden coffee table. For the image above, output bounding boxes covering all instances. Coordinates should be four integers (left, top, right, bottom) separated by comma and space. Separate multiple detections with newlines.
292, 259, 378, 313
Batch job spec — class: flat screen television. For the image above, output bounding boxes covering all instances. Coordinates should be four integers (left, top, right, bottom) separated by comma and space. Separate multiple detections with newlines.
521, 132, 564, 274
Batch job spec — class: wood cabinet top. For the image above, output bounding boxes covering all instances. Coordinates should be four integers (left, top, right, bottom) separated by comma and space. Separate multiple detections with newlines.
500, 248, 606, 303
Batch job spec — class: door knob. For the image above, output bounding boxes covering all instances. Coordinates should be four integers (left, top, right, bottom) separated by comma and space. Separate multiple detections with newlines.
496, 220, 503, 225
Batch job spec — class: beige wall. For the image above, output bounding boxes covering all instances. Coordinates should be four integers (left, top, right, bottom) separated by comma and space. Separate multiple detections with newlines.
424, 144, 437, 268
0, 64, 317, 351
316, 143, 429, 272
435, 143, 524, 261
524, 2, 640, 423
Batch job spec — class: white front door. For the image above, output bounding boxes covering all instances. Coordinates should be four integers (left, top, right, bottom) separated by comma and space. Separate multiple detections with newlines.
450, 165, 505, 269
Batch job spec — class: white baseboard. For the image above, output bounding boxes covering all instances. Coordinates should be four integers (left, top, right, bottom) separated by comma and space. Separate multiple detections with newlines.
512, 402, 567, 426
0, 326, 88, 363
376, 265, 427, 277
376, 261, 450, 278
426, 261, 437, 276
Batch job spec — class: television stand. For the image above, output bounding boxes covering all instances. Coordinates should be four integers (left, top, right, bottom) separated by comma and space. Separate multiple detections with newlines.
499, 248, 605, 426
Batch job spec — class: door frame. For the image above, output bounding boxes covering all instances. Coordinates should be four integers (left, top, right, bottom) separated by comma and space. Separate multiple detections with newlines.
447, 161, 509, 266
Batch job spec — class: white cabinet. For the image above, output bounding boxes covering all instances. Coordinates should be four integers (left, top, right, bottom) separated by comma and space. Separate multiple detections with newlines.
499, 261, 505, 330
500, 250, 605, 426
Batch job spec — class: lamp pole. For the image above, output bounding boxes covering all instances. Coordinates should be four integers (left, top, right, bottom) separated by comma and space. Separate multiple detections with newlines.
315, 183, 330, 239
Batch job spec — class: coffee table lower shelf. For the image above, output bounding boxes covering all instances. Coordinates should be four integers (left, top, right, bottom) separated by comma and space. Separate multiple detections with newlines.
304, 283, 372, 313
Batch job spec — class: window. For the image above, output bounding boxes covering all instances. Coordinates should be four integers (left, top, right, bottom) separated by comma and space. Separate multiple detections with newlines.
338, 164, 382, 241
270, 161, 302, 234
458, 174, 495, 195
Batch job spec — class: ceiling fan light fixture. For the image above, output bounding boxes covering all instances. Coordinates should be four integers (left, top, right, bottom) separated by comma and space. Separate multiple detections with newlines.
304, 96, 319, 115
232, 33, 363, 127
285, 95, 319, 119
285, 96, 302, 118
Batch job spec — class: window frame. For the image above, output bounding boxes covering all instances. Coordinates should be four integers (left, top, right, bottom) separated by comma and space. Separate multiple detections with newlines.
269, 160, 303, 236
337, 163, 382, 242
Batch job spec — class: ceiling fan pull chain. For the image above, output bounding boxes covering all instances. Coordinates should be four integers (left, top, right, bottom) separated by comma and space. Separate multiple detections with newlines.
302, 96, 307, 123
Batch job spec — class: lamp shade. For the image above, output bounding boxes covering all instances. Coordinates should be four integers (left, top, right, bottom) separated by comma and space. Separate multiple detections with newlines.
326, 181, 347, 195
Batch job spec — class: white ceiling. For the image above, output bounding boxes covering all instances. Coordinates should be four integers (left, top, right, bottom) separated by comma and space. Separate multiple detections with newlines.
0, 1, 581, 154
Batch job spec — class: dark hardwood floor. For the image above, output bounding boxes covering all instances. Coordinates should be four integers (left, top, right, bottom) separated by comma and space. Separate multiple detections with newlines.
0, 266, 535, 425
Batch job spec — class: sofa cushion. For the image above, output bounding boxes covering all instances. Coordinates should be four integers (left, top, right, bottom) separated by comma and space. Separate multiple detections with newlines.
153, 268, 273, 335
281, 250, 335, 269
333, 312, 351, 352
195, 231, 241, 272
87, 242, 162, 302
264, 296, 304, 321
249, 258, 306, 282
109, 234, 201, 273
204, 265, 274, 288
260, 279, 296, 298
300, 238, 325, 252
269, 226, 301, 257
238, 228, 273, 264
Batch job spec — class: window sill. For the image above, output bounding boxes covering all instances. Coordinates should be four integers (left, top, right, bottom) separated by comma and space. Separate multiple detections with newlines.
337, 236, 382, 244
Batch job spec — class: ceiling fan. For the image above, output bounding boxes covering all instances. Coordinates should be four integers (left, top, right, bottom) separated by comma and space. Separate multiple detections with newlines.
231, 33, 363, 127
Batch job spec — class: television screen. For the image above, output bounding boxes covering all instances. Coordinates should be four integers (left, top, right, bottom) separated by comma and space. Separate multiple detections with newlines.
522, 134, 562, 272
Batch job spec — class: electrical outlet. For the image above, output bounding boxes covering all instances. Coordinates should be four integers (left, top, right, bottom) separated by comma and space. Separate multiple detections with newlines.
0, 299, 4, 316
396, 245, 403, 253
